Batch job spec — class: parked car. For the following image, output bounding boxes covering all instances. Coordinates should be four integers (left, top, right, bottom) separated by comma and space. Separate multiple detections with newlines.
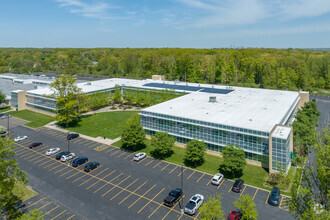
29, 142, 42, 148
133, 152, 146, 161
84, 161, 99, 172
268, 187, 281, 206
1, 134, 7, 138
72, 157, 88, 167
67, 133, 79, 140
211, 173, 224, 185
232, 179, 244, 193
45, 148, 60, 156
14, 136, 28, 142
163, 188, 182, 207
0, 114, 11, 119
184, 194, 204, 215
55, 151, 70, 160
227, 211, 242, 220
61, 152, 76, 162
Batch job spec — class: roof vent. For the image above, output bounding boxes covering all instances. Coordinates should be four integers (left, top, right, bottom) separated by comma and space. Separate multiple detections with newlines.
209, 96, 217, 103
249, 119, 252, 121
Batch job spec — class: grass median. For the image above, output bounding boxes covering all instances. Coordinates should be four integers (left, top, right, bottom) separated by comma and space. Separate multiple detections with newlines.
113, 139, 292, 195
64, 111, 139, 139
0, 106, 11, 113
10, 110, 55, 128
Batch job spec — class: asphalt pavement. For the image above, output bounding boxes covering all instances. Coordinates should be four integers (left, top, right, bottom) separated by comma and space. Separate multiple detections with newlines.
1, 117, 294, 220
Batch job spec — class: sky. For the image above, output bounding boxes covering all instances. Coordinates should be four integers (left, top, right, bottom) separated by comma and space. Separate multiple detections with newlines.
0, 0, 330, 48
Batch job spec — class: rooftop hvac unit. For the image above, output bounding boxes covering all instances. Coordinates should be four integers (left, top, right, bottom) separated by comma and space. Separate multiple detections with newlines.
209, 96, 217, 103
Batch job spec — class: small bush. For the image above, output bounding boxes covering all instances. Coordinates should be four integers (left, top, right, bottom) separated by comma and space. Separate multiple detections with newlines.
0, 125, 6, 134
110, 107, 117, 110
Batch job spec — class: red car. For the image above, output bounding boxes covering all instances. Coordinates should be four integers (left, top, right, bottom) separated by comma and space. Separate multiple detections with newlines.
227, 211, 242, 220
29, 142, 42, 148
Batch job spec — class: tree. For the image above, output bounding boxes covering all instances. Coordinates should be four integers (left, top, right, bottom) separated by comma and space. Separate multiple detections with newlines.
0, 125, 6, 134
0, 92, 6, 104
121, 114, 145, 151
112, 84, 122, 103
234, 194, 258, 220
49, 75, 82, 126
184, 139, 206, 167
219, 145, 246, 178
19, 209, 44, 220
0, 137, 28, 218
290, 129, 330, 219
200, 194, 224, 220
150, 132, 174, 159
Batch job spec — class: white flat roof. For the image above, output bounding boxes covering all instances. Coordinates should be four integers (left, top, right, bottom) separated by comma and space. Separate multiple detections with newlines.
26, 77, 299, 133
272, 126, 291, 139
143, 85, 299, 133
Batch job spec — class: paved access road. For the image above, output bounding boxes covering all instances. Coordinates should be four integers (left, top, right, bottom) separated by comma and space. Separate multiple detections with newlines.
310, 95, 330, 131
2, 117, 294, 220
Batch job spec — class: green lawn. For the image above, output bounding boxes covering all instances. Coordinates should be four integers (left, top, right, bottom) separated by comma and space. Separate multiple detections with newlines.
13, 181, 37, 202
113, 139, 287, 194
65, 111, 139, 139
10, 110, 55, 128
0, 106, 11, 113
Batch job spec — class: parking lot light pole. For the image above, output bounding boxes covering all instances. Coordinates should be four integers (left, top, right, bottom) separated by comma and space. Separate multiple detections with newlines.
180, 163, 184, 215
67, 132, 70, 152
7, 116, 9, 137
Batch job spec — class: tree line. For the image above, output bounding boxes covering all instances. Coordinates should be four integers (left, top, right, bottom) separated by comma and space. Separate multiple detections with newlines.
0, 48, 329, 91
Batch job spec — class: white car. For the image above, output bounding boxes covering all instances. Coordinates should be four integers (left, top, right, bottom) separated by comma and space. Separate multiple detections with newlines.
133, 152, 146, 161
61, 152, 76, 162
184, 194, 204, 215
14, 136, 28, 142
45, 148, 60, 156
211, 173, 224, 185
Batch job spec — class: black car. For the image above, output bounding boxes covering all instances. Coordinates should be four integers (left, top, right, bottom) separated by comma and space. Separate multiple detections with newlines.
67, 133, 79, 140
84, 161, 99, 172
56, 151, 70, 160
29, 142, 42, 149
268, 187, 281, 206
72, 157, 88, 167
232, 179, 244, 193
163, 188, 182, 207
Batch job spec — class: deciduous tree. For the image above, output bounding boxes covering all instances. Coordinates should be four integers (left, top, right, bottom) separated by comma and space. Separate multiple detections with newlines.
150, 132, 174, 159
121, 114, 145, 151
50, 75, 82, 126
219, 145, 246, 178
184, 139, 206, 167
0, 137, 28, 218
234, 194, 258, 220
200, 194, 224, 220
290, 129, 330, 219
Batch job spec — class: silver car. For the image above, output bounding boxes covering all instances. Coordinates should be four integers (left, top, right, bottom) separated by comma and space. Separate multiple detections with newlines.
133, 152, 146, 161
45, 148, 60, 156
61, 152, 76, 162
211, 173, 224, 185
184, 194, 204, 215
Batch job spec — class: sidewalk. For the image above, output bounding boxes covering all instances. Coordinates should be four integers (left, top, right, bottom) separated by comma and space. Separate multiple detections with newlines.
44, 121, 121, 145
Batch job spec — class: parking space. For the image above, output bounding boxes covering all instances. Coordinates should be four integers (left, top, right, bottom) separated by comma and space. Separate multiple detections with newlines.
19, 193, 80, 220
7, 119, 294, 220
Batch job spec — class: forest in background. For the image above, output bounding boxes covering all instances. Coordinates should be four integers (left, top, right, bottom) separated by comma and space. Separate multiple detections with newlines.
0, 48, 329, 92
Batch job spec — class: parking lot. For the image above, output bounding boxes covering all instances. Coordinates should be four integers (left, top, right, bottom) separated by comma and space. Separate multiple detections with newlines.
2, 118, 293, 220
19, 193, 79, 220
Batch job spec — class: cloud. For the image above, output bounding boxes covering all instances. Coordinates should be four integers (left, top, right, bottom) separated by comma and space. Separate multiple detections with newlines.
56, 0, 123, 20
277, 0, 330, 19
199, 22, 330, 39
176, 0, 268, 27
175, 0, 330, 28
